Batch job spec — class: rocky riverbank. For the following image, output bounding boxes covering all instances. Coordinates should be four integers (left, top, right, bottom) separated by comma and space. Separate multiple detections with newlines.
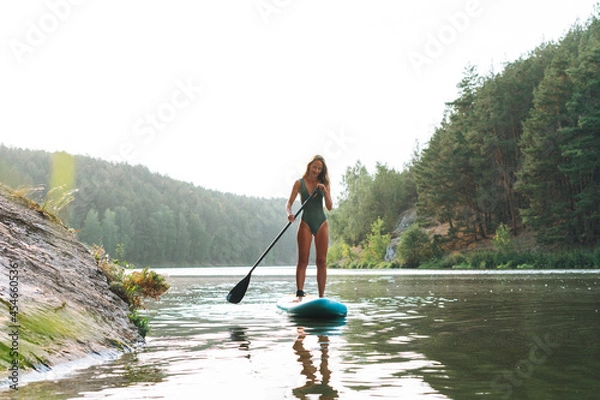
0, 188, 143, 389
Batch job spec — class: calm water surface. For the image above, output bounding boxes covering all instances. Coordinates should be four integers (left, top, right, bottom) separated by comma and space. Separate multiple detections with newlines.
3, 267, 599, 400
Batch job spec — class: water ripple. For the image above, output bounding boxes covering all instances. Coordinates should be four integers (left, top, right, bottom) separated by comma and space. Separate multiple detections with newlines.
2, 271, 598, 399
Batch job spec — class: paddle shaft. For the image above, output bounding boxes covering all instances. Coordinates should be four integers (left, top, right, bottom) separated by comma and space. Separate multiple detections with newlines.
226, 187, 319, 303
247, 187, 318, 275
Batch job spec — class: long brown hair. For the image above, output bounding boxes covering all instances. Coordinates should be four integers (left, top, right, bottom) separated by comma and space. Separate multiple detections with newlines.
303, 155, 330, 186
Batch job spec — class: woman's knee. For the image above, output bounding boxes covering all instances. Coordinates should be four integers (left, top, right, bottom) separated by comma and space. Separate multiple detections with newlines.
297, 257, 309, 267
315, 255, 327, 267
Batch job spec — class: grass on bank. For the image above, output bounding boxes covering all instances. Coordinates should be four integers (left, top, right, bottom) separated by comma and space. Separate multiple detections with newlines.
0, 303, 96, 370
420, 248, 600, 270
1, 183, 76, 227
91, 245, 169, 338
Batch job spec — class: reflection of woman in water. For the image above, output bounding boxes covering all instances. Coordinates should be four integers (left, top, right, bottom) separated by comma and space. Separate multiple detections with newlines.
292, 327, 338, 399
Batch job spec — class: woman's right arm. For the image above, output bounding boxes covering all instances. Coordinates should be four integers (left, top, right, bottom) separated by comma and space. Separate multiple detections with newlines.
286, 179, 301, 222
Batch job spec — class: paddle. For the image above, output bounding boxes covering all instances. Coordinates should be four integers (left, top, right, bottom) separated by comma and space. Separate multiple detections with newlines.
226, 187, 319, 304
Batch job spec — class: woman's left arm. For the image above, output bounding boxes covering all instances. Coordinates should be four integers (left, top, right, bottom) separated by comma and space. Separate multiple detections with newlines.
323, 184, 333, 211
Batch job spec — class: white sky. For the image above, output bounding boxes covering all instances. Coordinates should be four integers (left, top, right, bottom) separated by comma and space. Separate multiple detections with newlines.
0, 1, 596, 200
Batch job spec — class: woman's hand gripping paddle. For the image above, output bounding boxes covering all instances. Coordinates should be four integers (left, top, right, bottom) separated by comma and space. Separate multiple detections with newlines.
226, 188, 319, 304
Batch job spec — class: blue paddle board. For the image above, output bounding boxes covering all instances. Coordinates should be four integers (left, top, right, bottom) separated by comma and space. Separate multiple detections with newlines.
277, 294, 348, 319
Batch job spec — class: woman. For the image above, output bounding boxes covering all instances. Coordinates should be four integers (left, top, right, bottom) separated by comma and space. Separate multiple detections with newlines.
286, 155, 333, 300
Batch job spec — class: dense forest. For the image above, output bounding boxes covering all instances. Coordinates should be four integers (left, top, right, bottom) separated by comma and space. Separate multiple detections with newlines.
2, 12, 600, 269
0, 146, 297, 266
416, 13, 600, 247
328, 12, 600, 268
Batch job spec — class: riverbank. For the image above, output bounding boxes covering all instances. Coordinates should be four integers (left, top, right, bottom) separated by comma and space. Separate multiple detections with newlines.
0, 187, 143, 390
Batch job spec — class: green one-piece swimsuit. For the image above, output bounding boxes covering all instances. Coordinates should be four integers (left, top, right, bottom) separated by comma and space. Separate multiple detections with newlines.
300, 178, 327, 235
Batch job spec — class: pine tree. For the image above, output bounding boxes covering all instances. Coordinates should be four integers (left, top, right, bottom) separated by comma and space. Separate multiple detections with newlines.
559, 18, 600, 244
517, 44, 577, 244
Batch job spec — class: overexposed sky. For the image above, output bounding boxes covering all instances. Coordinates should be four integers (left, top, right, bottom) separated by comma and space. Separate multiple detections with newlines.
0, 1, 596, 199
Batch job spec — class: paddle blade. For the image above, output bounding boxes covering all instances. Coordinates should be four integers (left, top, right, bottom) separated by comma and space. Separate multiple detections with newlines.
226, 273, 251, 304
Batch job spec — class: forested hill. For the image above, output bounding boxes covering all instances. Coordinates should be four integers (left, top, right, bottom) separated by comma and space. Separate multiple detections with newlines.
0, 145, 295, 266
329, 13, 600, 269
413, 14, 600, 249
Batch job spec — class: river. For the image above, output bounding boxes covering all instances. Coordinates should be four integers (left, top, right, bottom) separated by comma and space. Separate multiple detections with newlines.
3, 267, 599, 399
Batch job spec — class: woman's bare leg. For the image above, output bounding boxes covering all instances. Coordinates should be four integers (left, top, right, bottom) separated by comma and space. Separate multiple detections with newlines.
295, 221, 312, 298
314, 221, 329, 298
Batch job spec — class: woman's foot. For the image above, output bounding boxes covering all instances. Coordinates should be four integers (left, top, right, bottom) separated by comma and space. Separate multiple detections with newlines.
294, 289, 306, 302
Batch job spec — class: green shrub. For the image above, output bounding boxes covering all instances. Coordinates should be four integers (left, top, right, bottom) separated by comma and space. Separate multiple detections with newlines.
128, 310, 150, 338
419, 252, 466, 269
492, 223, 513, 252
378, 261, 401, 269
464, 250, 490, 269
92, 245, 169, 338
418, 259, 448, 269
361, 218, 391, 264
122, 268, 170, 309
594, 247, 600, 268
327, 240, 345, 265
396, 224, 433, 268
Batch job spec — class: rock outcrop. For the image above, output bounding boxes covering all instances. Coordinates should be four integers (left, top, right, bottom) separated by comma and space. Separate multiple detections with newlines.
385, 208, 418, 261
0, 188, 142, 385
384, 208, 448, 261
